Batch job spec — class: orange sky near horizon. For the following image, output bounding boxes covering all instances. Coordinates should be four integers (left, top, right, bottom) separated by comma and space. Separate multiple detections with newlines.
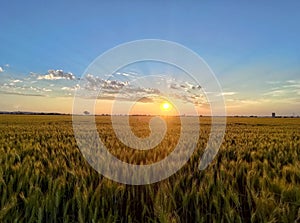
1, 92, 299, 117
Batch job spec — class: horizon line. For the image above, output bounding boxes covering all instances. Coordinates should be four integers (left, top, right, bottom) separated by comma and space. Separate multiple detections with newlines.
0, 111, 299, 118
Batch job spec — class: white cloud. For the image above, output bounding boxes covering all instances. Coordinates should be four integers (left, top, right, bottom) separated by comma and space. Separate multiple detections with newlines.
263, 79, 300, 97
286, 80, 296, 84
13, 79, 23, 83
84, 74, 129, 91
37, 69, 76, 80
115, 71, 137, 77
79, 74, 209, 105
221, 92, 236, 96
264, 90, 286, 97
0, 69, 81, 98
240, 99, 261, 105
0, 69, 218, 107
167, 79, 201, 91
0, 64, 10, 73
61, 87, 72, 91
0, 90, 45, 97
42, 88, 52, 92
61, 84, 80, 91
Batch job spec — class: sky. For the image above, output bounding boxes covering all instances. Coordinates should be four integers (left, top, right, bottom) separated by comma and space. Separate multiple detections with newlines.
0, 0, 299, 116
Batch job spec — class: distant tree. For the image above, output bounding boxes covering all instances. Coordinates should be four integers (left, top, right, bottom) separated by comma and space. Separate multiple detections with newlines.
83, 111, 90, 115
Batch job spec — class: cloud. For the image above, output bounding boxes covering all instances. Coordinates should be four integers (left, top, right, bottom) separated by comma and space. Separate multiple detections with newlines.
138, 97, 154, 103
115, 71, 138, 77
286, 80, 296, 84
168, 80, 201, 91
226, 78, 300, 110
221, 92, 236, 96
84, 73, 129, 91
283, 82, 300, 89
0, 78, 54, 97
94, 95, 154, 103
0, 90, 45, 97
263, 79, 300, 97
78, 74, 209, 106
84, 74, 161, 96
61, 84, 80, 91
0, 69, 80, 98
0, 69, 212, 107
42, 88, 52, 92
13, 79, 23, 83
263, 89, 286, 97
0, 67, 3, 72
225, 98, 271, 107
37, 69, 76, 80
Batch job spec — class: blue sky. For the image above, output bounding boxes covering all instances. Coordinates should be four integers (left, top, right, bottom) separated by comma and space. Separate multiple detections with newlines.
0, 1, 299, 115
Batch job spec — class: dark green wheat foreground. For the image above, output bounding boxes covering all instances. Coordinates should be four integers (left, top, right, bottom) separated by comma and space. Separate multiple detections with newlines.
0, 115, 299, 222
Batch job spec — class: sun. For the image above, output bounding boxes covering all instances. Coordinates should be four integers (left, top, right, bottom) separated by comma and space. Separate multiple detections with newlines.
161, 102, 172, 112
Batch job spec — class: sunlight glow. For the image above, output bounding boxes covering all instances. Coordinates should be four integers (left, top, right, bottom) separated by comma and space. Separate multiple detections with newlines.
161, 102, 172, 112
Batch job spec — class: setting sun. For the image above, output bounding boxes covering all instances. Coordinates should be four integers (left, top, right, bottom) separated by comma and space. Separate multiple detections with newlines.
161, 102, 172, 112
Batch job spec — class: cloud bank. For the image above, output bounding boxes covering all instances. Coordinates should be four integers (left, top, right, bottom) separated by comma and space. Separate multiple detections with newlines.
37, 69, 76, 80
1, 68, 298, 115
79, 74, 207, 105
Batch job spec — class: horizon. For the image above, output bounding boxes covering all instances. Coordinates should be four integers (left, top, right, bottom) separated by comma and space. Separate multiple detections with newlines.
1, 110, 299, 118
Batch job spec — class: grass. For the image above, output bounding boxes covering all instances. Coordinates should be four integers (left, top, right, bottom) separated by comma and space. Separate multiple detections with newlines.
0, 115, 299, 222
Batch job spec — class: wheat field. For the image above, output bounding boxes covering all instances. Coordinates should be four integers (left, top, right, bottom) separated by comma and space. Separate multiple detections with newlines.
0, 115, 299, 222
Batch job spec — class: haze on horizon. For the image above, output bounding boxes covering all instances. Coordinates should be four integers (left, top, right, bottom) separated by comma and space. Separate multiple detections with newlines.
0, 1, 299, 117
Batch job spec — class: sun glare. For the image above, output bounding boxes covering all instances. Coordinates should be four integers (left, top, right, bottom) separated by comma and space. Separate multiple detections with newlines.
161, 102, 172, 112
